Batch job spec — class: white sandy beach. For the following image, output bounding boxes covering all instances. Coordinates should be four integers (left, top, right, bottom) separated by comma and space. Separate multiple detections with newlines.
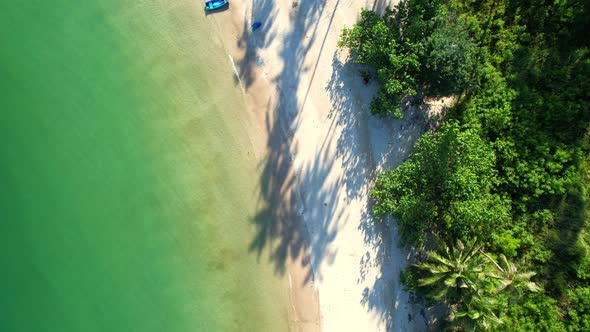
211, 0, 429, 330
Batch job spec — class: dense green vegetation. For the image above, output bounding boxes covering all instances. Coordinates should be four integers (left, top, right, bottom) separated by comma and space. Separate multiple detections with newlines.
341, 0, 590, 330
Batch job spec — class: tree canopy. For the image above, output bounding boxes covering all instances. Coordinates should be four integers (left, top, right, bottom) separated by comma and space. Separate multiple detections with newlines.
342, 0, 590, 329
339, 1, 482, 117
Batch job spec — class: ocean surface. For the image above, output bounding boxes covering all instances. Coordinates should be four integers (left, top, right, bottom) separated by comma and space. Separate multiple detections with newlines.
0, 1, 290, 331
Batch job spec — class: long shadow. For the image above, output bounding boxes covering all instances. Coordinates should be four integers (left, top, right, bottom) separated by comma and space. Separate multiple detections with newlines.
299, 0, 341, 112
242, 0, 339, 284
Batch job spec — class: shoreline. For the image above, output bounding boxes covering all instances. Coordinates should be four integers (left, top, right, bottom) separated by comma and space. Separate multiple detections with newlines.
210, 0, 427, 330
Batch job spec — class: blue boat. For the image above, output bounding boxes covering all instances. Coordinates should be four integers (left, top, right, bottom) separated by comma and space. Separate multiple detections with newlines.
204, 0, 228, 11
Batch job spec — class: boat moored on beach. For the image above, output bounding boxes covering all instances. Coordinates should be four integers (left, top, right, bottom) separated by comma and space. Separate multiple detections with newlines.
204, 0, 228, 11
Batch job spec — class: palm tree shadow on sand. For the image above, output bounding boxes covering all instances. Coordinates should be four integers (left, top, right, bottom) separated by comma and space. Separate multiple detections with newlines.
237, 0, 433, 329
236, 0, 339, 285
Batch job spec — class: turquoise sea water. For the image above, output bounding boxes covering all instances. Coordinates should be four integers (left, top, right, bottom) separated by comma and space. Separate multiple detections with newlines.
0, 1, 289, 331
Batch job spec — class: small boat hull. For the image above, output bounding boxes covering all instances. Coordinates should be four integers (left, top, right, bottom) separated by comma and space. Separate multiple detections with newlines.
204, 0, 228, 11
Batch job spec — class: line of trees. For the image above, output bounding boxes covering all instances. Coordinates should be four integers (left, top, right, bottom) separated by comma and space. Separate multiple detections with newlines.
340, 0, 590, 330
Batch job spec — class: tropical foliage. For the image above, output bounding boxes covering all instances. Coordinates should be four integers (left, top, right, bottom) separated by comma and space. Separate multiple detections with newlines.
372, 122, 509, 246
415, 240, 538, 330
341, 0, 590, 329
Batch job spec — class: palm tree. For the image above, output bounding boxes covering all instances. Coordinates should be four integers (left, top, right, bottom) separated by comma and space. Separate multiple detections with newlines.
479, 251, 540, 296
416, 239, 492, 303
415, 240, 540, 331
450, 295, 503, 331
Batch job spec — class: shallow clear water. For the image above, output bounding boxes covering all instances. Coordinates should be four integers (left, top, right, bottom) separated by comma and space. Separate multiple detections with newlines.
0, 1, 289, 331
